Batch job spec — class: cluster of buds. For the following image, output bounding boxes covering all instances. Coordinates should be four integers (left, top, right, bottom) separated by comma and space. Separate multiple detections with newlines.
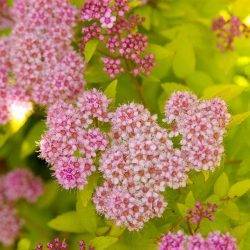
186, 201, 218, 225
159, 231, 237, 250
40, 89, 109, 189
0, 168, 43, 246
0, 0, 85, 111
36, 238, 94, 250
212, 15, 250, 51
81, 0, 155, 78
40, 91, 230, 231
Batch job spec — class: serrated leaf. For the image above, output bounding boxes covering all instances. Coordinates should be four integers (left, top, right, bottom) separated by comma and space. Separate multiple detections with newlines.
104, 80, 117, 100
203, 84, 246, 101
185, 191, 195, 208
173, 36, 195, 78
48, 211, 85, 233
222, 201, 240, 221
84, 39, 99, 63
17, 239, 31, 250
228, 179, 250, 198
214, 172, 229, 198
21, 120, 46, 158
90, 236, 118, 250
229, 112, 250, 129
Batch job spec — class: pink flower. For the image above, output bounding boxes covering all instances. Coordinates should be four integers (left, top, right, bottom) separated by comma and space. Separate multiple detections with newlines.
207, 232, 237, 250
159, 231, 186, 250
165, 92, 230, 171
101, 57, 124, 78
0, 205, 22, 246
3, 168, 43, 203
100, 10, 116, 29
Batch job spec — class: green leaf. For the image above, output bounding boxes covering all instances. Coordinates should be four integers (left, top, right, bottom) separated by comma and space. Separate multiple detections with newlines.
162, 82, 190, 98
21, 120, 46, 158
228, 179, 250, 198
203, 84, 246, 101
231, 223, 250, 241
70, 0, 84, 7
206, 194, 220, 203
90, 236, 118, 250
17, 239, 31, 250
214, 172, 229, 198
177, 203, 188, 216
222, 201, 240, 221
173, 36, 195, 78
48, 211, 85, 233
84, 40, 99, 63
104, 80, 118, 100
185, 191, 195, 208
109, 224, 125, 237
76, 174, 98, 209
186, 71, 214, 95
229, 112, 250, 129
76, 203, 97, 233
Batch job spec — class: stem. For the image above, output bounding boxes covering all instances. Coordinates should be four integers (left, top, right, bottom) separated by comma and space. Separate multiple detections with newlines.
194, 221, 201, 233
187, 220, 194, 235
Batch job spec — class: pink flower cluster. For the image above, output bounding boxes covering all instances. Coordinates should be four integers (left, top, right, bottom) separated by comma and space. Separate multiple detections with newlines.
0, 0, 85, 112
40, 89, 109, 189
186, 201, 218, 225
40, 91, 230, 231
212, 15, 249, 51
81, 0, 155, 78
159, 231, 237, 250
0, 168, 43, 246
36, 238, 94, 250
0, 0, 13, 29
0, 205, 22, 246
165, 92, 230, 171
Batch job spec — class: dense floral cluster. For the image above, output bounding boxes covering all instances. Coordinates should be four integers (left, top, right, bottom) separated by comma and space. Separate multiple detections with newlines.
212, 15, 250, 51
0, 168, 43, 246
81, 0, 155, 78
0, 0, 84, 118
36, 238, 94, 250
40, 90, 230, 230
186, 201, 218, 225
159, 231, 237, 250
165, 92, 231, 171
40, 89, 109, 189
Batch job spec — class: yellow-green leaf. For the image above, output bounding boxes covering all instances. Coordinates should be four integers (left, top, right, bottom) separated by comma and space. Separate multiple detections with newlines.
84, 39, 99, 63
229, 111, 250, 129
203, 84, 246, 101
228, 179, 250, 198
48, 211, 85, 233
173, 36, 195, 78
214, 172, 229, 198
222, 201, 240, 221
104, 79, 118, 100
90, 236, 118, 250
185, 191, 195, 208
17, 239, 31, 250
